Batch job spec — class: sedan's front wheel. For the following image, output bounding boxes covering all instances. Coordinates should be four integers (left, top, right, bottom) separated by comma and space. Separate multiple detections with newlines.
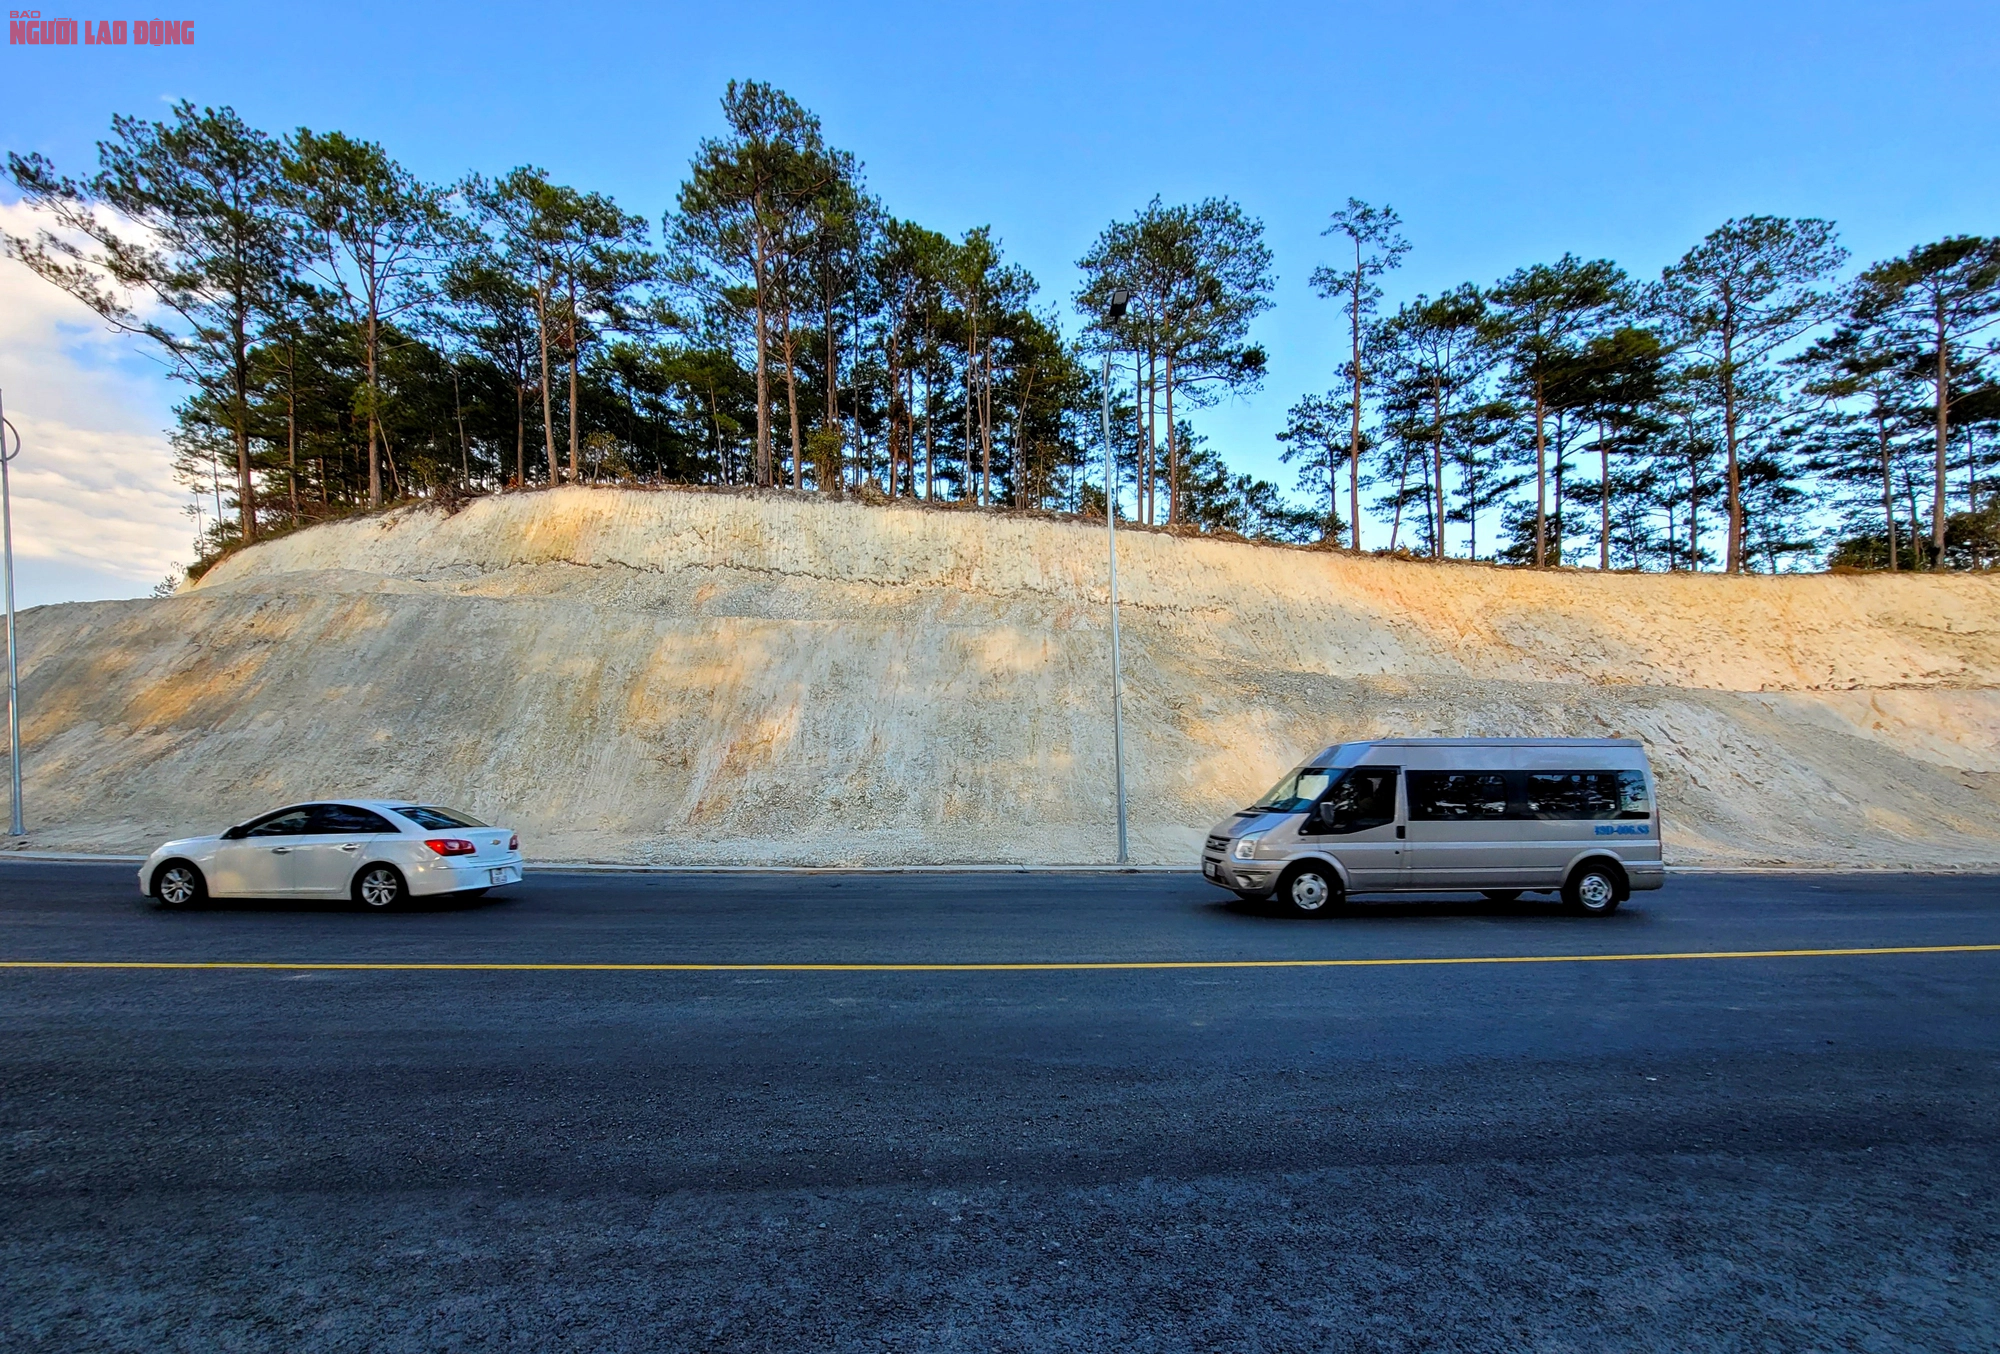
353, 864, 407, 910
154, 861, 206, 909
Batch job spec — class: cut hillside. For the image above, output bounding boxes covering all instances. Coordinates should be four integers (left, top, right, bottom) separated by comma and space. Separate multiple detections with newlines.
12, 485, 2000, 867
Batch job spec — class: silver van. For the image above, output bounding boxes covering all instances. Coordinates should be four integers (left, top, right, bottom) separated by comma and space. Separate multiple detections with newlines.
1201, 738, 1664, 917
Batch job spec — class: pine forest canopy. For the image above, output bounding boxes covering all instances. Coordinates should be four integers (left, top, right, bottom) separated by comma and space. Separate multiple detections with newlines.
6, 86, 2000, 580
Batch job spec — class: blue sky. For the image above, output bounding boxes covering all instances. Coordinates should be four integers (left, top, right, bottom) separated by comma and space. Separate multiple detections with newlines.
2, 0, 1996, 603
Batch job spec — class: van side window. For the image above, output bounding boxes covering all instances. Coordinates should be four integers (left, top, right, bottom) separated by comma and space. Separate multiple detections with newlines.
1523, 771, 1650, 820
1613, 770, 1651, 818
1321, 768, 1398, 834
1408, 772, 1509, 821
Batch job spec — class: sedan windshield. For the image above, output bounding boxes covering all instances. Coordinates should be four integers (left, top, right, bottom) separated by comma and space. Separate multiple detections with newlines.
393, 806, 489, 830
1249, 767, 1335, 813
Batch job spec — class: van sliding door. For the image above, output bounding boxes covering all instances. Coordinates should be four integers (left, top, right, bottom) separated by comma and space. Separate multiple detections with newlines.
1404, 771, 1528, 890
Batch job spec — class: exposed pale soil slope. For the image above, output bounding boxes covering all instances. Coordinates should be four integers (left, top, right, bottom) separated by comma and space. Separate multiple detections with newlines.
13, 486, 2000, 866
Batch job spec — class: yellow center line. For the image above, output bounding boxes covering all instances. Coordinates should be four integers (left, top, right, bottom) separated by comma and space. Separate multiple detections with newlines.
0, 944, 1998, 973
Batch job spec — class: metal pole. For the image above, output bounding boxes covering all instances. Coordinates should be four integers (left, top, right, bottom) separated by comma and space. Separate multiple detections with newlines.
0, 392, 22, 836
1099, 355, 1129, 864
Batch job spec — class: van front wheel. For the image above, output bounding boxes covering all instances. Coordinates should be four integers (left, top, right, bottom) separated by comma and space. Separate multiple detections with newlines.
1277, 864, 1342, 918
1564, 863, 1624, 916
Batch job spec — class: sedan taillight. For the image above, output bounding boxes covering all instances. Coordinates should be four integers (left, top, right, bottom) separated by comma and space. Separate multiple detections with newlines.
426, 838, 476, 856
509, 833, 519, 851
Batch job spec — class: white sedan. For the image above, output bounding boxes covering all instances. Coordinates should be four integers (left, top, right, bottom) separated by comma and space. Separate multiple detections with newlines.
140, 800, 525, 909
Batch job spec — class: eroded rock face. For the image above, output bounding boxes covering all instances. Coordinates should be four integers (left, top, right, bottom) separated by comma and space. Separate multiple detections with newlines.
15, 485, 2000, 866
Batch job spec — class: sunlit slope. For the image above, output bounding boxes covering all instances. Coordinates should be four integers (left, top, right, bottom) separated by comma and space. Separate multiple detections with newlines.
16, 485, 2000, 865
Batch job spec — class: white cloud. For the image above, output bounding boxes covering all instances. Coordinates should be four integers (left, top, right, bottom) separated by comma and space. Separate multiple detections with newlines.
0, 199, 196, 606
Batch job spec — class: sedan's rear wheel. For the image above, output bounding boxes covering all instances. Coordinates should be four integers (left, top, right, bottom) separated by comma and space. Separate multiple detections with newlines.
354, 864, 406, 910
1278, 863, 1342, 918
154, 861, 206, 909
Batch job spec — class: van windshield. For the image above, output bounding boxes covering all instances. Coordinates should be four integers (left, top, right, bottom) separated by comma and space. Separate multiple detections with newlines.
1249, 767, 1335, 813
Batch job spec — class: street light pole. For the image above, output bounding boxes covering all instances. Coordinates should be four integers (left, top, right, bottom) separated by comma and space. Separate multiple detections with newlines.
0, 390, 23, 837
1100, 292, 1131, 865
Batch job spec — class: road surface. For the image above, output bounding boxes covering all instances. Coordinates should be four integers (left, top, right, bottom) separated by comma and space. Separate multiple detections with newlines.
2, 863, 1997, 1351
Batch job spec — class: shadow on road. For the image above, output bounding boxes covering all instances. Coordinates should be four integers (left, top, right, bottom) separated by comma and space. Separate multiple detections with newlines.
1221, 894, 1630, 923
150, 891, 517, 917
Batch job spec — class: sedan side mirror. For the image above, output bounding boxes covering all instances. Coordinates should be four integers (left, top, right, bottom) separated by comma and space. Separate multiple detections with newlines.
221, 824, 247, 841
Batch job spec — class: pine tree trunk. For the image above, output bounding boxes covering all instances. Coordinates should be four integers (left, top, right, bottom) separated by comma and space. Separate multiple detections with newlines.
366, 303, 381, 509
567, 274, 582, 483
1533, 382, 1547, 568
980, 342, 993, 506
1599, 420, 1610, 570
234, 307, 258, 541
783, 303, 802, 490
1689, 453, 1701, 570
537, 279, 558, 485
1907, 476, 1923, 568
885, 334, 901, 498
1880, 412, 1898, 572
449, 369, 465, 486
1932, 299, 1951, 566
1387, 440, 1410, 551
1164, 349, 1177, 525
1431, 376, 1446, 560
1015, 365, 1037, 509
824, 285, 839, 492
1553, 431, 1566, 567
286, 354, 298, 527
1328, 444, 1339, 543
1349, 246, 1364, 551
1722, 324, 1742, 572
1136, 356, 1152, 524
1144, 346, 1157, 525
751, 217, 772, 488
1467, 455, 1478, 560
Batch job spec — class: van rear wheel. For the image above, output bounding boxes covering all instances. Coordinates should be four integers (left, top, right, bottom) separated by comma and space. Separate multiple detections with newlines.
1563, 863, 1624, 916
1277, 864, 1342, 918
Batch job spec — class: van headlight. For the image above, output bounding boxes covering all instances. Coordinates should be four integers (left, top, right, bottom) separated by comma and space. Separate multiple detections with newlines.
1231, 834, 1261, 861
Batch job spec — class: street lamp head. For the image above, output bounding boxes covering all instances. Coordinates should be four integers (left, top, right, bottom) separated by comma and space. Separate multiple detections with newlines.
1106, 288, 1129, 321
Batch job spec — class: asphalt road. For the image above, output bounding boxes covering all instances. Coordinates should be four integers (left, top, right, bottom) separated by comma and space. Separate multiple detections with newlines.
2, 863, 1998, 1352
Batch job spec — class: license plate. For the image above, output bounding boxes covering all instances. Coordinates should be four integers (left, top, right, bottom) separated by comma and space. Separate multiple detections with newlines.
1203, 862, 1216, 878
489, 866, 517, 885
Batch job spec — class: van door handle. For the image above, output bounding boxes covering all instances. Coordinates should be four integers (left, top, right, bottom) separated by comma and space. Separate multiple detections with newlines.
1396, 826, 1405, 839
270, 846, 291, 854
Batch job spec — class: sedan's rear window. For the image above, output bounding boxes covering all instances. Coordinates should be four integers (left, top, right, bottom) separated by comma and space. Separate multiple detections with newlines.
393, 806, 489, 830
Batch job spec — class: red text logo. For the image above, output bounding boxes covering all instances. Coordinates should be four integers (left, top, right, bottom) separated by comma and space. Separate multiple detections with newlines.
8, 14, 196, 45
